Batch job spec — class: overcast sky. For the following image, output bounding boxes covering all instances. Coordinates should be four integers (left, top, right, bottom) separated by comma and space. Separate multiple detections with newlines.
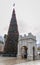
0, 0, 40, 43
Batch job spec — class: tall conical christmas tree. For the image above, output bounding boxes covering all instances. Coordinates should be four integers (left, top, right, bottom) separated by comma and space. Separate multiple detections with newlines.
4, 8, 19, 57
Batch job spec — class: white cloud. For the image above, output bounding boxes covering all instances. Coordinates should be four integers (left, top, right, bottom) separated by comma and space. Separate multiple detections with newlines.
0, 0, 40, 42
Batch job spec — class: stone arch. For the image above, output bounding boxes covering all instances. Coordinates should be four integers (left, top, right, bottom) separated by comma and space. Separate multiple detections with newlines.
33, 46, 35, 60
21, 46, 28, 59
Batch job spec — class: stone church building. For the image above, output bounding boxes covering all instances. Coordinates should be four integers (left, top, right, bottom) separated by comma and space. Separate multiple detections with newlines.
17, 33, 38, 60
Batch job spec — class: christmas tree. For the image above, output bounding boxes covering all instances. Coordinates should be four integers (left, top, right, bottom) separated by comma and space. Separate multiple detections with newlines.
4, 8, 19, 57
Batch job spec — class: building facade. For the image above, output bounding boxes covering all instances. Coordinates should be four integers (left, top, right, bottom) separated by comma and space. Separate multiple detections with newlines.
37, 44, 40, 60
17, 33, 38, 60
0, 42, 4, 52
37, 44, 40, 54
0, 36, 4, 54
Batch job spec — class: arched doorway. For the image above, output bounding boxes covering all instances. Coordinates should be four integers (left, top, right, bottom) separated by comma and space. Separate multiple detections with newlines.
33, 46, 35, 60
21, 46, 28, 59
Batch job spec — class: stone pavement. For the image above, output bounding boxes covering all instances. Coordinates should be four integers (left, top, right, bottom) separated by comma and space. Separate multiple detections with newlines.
0, 57, 40, 65
0, 57, 28, 65
15, 60, 40, 65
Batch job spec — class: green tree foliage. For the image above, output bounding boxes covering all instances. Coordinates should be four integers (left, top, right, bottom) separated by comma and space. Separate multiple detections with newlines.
4, 9, 19, 57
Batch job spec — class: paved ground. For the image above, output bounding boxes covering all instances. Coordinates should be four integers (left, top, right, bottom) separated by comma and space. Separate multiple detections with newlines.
0, 57, 27, 65
0, 57, 40, 65
15, 60, 40, 65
